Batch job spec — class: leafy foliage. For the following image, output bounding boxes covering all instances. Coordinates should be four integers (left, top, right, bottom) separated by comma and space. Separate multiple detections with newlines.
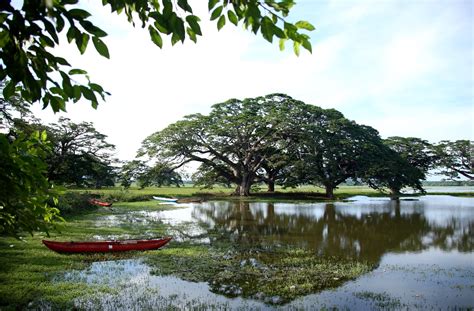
141, 94, 305, 196
291, 107, 385, 198
384, 136, 436, 174
119, 160, 183, 188
433, 140, 473, 180
0, 1, 110, 112
53, 192, 96, 215
45, 117, 117, 187
1, 0, 313, 112
0, 131, 62, 236
141, 94, 430, 197
137, 162, 183, 188
361, 145, 426, 198
119, 160, 149, 188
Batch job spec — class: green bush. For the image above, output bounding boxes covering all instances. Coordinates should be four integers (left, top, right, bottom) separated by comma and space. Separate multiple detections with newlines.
54, 192, 96, 215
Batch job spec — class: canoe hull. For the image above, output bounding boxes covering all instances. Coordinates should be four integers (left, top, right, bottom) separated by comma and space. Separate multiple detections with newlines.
89, 199, 113, 207
152, 196, 178, 202
42, 237, 172, 253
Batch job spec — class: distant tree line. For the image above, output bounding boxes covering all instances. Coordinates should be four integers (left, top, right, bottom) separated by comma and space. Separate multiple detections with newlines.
139, 94, 473, 197
1, 89, 472, 235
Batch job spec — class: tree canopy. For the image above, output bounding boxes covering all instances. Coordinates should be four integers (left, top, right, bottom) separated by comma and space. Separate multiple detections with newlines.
433, 140, 473, 180
140, 94, 429, 197
45, 117, 116, 187
141, 94, 306, 195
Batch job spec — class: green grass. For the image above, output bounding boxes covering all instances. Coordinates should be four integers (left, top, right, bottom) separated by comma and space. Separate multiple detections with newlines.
74, 185, 474, 202
0, 202, 177, 309
71, 185, 385, 202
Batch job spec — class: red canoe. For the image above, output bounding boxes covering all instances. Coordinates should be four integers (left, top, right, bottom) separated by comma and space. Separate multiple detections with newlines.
89, 199, 113, 207
42, 237, 172, 253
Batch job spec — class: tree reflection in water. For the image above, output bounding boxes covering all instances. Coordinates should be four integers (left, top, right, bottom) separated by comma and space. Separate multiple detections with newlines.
192, 198, 473, 264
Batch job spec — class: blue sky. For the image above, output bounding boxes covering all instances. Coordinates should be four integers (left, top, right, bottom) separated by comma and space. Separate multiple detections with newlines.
31, 0, 473, 161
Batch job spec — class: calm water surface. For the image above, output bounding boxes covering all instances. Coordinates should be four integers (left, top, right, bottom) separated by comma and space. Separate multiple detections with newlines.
65, 195, 474, 309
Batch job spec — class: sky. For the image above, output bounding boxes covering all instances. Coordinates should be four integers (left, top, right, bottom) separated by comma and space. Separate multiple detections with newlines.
31, 0, 474, 162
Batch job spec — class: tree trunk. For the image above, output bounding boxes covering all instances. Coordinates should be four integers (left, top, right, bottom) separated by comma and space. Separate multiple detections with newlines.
325, 184, 335, 199
239, 174, 252, 196
267, 180, 275, 193
232, 185, 241, 196
390, 188, 401, 201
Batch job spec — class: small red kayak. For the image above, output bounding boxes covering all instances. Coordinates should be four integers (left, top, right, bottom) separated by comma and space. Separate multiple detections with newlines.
89, 199, 113, 207
42, 237, 172, 253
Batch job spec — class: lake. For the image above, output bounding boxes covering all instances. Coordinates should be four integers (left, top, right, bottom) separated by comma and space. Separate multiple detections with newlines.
65, 195, 474, 309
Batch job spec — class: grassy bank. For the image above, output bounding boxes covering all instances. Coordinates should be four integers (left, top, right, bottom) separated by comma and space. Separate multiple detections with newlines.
0, 203, 172, 309
71, 185, 474, 202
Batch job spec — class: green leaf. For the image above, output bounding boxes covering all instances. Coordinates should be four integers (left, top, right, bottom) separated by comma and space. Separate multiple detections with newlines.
162, 0, 173, 18
67, 9, 91, 20
0, 13, 8, 24
66, 26, 76, 43
170, 14, 185, 43
73, 85, 82, 102
227, 10, 238, 26
272, 25, 286, 39
177, 0, 193, 13
68, 8, 91, 19
295, 20, 315, 31
208, 0, 219, 11
279, 38, 286, 51
42, 19, 59, 44
89, 83, 104, 93
261, 16, 273, 43
80, 85, 97, 102
293, 41, 300, 56
210, 6, 223, 21
40, 35, 55, 47
41, 130, 48, 141
80, 20, 107, 37
92, 37, 110, 58
69, 69, 88, 75
55, 14, 65, 32
217, 15, 226, 30
186, 27, 197, 43
0, 30, 10, 48
186, 15, 202, 36
55, 57, 71, 66
75, 32, 90, 54
302, 39, 312, 53
49, 94, 66, 112
3, 80, 16, 99
60, 71, 74, 97
148, 26, 163, 48
171, 33, 180, 46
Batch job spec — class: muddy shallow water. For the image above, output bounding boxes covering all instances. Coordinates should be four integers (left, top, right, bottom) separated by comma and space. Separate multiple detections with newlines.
61, 195, 474, 309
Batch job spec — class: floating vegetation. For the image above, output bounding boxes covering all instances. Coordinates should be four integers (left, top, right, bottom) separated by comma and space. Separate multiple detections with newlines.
147, 243, 375, 305
354, 291, 404, 309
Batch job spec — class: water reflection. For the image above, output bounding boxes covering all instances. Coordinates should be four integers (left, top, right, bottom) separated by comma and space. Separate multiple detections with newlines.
189, 196, 473, 263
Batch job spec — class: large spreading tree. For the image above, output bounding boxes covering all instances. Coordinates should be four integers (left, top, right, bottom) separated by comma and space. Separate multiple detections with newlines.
45, 117, 116, 187
432, 140, 473, 180
140, 94, 306, 196
290, 107, 387, 198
